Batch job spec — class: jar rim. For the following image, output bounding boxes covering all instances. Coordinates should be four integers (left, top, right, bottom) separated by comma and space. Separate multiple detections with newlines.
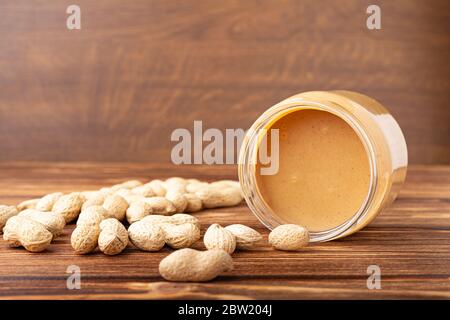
238, 95, 379, 242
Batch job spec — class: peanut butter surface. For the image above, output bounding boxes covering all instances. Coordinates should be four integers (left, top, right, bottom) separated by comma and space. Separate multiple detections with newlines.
256, 109, 371, 232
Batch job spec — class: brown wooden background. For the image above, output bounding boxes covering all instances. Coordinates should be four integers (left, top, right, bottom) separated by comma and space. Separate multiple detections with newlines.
0, 0, 449, 164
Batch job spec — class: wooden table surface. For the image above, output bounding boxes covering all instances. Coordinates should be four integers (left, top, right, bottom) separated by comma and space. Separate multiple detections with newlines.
0, 162, 449, 299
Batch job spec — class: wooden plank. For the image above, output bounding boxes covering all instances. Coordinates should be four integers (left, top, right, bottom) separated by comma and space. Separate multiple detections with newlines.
0, 0, 449, 164
0, 162, 449, 299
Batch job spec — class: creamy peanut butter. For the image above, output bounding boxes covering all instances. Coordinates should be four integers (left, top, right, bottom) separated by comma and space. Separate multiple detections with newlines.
256, 109, 371, 232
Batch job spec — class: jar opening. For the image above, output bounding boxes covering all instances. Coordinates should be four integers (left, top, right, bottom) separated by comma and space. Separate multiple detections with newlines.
239, 99, 378, 242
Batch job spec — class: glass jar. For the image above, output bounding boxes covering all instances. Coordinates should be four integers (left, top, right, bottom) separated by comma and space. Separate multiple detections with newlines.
238, 90, 408, 242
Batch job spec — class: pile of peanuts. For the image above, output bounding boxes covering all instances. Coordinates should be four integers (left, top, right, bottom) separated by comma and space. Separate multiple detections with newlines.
0, 177, 310, 282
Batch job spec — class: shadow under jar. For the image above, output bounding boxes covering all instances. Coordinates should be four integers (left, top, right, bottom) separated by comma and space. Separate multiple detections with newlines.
238, 91, 408, 242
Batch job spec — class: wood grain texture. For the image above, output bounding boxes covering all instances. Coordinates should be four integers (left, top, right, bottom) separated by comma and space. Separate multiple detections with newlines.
0, 0, 449, 164
0, 162, 449, 299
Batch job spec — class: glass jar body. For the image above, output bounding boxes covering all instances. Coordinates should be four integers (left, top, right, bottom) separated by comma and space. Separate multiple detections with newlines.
238, 90, 408, 242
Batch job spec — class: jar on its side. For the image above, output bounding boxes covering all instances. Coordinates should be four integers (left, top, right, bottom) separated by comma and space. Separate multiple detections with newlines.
238, 90, 408, 242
